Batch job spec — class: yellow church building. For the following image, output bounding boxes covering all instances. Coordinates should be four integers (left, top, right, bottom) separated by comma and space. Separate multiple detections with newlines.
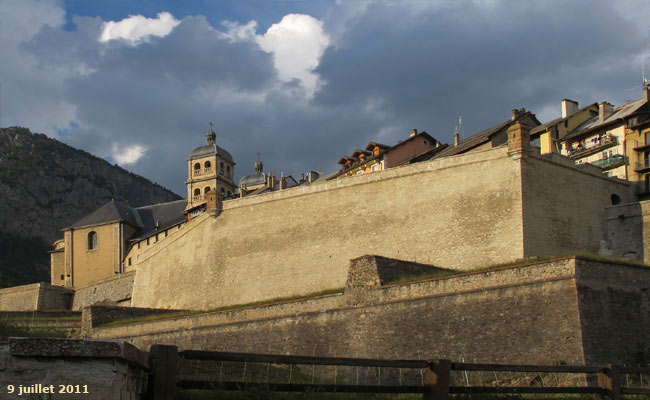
50, 126, 235, 288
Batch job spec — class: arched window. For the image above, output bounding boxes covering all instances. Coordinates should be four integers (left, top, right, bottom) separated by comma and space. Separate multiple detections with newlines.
194, 163, 200, 170
193, 188, 200, 196
204, 186, 211, 194
204, 161, 211, 168
220, 162, 224, 169
221, 187, 225, 196
227, 166, 231, 175
87, 231, 98, 250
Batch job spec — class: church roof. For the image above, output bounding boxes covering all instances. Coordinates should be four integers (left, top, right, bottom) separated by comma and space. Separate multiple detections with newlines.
239, 171, 265, 187
69, 200, 142, 229
189, 143, 234, 162
130, 199, 187, 241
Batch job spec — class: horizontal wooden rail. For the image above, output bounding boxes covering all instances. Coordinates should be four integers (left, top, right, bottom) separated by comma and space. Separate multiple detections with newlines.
149, 345, 650, 400
179, 350, 429, 369
179, 380, 425, 393
452, 362, 603, 374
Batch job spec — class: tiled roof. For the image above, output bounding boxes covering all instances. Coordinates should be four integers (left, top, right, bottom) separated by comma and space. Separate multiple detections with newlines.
563, 98, 647, 141
70, 200, 142, 229
131, 199, 187, 241
530, 103, 598, 136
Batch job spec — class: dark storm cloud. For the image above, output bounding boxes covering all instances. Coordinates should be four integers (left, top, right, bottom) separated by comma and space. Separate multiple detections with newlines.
315, 1, 645, 143
8, 0, 649, 195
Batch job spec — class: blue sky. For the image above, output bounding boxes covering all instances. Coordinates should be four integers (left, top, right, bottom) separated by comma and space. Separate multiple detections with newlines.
1, 0, 649, 195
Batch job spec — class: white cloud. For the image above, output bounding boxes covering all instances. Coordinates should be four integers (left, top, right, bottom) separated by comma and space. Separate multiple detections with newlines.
256, 14, 330, 96
99, 12, 180, 44
221, 20, 258, 43
111, 144, 147, 165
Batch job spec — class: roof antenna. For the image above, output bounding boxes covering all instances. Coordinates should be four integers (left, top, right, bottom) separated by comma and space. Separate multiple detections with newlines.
453, 115, 463, 146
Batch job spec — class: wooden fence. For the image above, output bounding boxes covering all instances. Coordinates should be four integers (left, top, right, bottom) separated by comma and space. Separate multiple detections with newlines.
147, 345, 650, 400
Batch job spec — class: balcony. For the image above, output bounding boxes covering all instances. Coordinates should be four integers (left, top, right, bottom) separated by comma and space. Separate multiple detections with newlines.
591, 154, 626, 171
635, 158, 650, 173
194, 167, 214, 176
567, 135, 618, 159
192, 195, 204, 202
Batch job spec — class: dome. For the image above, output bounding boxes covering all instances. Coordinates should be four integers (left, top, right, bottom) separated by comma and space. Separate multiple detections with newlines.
189, 144, 233, 162
239, 155, 266, 187
239, 171, 265, 188
188, 125, 234, 162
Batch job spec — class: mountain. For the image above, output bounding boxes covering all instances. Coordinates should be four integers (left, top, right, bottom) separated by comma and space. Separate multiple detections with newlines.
0, 127, 182, 288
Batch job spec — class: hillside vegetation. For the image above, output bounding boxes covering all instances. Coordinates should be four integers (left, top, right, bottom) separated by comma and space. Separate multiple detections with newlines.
0, 127, 181, 288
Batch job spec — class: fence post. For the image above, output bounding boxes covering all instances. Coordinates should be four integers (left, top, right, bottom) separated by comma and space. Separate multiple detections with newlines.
147, 344, 179, 400
423, 359, 451, 400
598, 364, 621, 400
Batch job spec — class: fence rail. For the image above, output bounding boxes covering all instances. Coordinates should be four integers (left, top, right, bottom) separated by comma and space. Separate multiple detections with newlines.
147, 345, 650, 400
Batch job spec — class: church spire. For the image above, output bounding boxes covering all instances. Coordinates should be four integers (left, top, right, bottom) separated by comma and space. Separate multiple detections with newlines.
206, 122, 216, 145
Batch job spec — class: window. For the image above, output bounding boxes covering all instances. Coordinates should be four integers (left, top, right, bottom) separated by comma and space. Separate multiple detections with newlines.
165, 230, 168, 237
204, 160, 211, 168
137, 242, 140, 249
128, 257, 132, 266
227, 166, 231, 174
423, 140, 428, 145
146, 238, 150, 245
194, 163, 200, 170
220, 162, 224, 169
221, 187, 225, 196
204, 186, 211, 194
87, 231, 98, 250
194, 188, 200, 196
60, 274, 64, 280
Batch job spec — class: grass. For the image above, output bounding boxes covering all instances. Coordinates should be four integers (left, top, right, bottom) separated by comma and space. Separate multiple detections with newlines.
384, 252, 649, 285
97, 287, 345, 328
0, 319, 69, 339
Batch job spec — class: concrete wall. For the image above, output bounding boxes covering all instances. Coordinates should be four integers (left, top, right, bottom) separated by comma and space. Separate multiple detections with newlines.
521, 152, 633, 258
0, 338, 147, 400
132, 147, 526, 310
72, 272, 135, 310
0, 283, 73, 311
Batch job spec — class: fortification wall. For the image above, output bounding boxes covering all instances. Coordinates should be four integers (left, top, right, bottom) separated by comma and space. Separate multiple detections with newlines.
94, 257, 650, 366
95, 258, 591, 365
605, 201, 649, 262
131, 147, 526, 310
0, 338, 148, 400
573, 259, 650, 365
521, 153, 633, 257
0, 283, 73, 311
72, 272, 135, 310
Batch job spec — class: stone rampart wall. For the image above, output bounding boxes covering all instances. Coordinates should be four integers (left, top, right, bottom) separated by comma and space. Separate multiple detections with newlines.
0, 283, 73, 311
95, 257, 650, 366
0, 338, 148, 400
132, 147, 526, 310
522, 153, 633, 257
605, 201, 649, 262
72, 272, 135, 310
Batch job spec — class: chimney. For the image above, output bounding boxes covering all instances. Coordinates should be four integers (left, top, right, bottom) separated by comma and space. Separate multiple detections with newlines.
561, 99, 579, 118
507, 121, 531, 159
267, 172, 276, 189
511, 109, 518, 121
599, 102, 614, 122
645, 84, 650, 103
410, 129, 417, 137
454, 132, 459, 146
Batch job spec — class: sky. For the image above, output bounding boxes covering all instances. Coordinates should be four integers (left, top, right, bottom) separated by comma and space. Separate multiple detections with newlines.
1, 0, 649, 196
